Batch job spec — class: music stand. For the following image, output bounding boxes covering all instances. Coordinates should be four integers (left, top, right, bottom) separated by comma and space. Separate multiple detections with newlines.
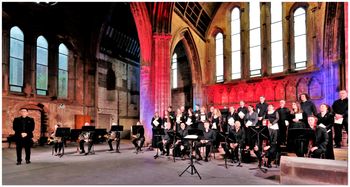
94, 128, 108, 143
153, 128, 165, 159
168, 131, 182, 162
54, 128, 70, 157
288, 128, 315, 157
82, 126, 96, 132
179, 129, 203, 180
111, 125, 124, 132
217, 131, 235, 169
248, 126, 270, 173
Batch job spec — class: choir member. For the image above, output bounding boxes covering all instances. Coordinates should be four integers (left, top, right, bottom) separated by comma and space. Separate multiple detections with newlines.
226, 106, 238, 133
158, 122, 173, 156
308, 116, 328, 159
299, 93, 317, 117
185, 108, 196, 129
198, 106, 207, 131
245, 105, 258, 127
276, 100, 290, 145
211, 108, 222, 149
151, 112, 163, 149
180, 105, 187, 117
163, 110, 173, 130
237, 100, 248, 127
230, 121, 246, 163
289, 102, 308, 128
256, 96, 269, 126
194, 104, 201, 123
174, 122, 189, 159
175, 108, 185, 130
167, 106, 175, 126
207, 106, 215, 123
195, 121, 215, 162
332, 90, 348, 148
264, 105, 280, 167
316, 104, 334, 159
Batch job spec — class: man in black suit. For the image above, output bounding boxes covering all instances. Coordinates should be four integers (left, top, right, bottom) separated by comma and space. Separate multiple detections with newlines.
256, 96, 268, 126
194, 121, 215, 162
13, 108, 35, 165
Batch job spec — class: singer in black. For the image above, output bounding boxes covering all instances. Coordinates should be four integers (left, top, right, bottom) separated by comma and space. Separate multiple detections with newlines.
332, 90, 348, 148
194, 121, 215, 162
151, 112, 163, 149
299, 93, 317, 117
13, 108, 35, 165
132, 121, 145, 151
308, 116, 328, 158
256, 96, 268, 126
237, 101, 248, 127
158, 122, 173, 156
316, 104, 334, 159
276, 100, 290, 145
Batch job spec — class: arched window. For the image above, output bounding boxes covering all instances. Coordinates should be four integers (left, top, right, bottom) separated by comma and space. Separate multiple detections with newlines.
271, 2, 283, 73
171, 53, 178, 89
9, 26, 24, 92
58, 44, 68, 98
293, 8, 307, 70
215, 32, 224, 82
36, 36, 48, 95
249, 1, 261, 77
231, 7, 241, 79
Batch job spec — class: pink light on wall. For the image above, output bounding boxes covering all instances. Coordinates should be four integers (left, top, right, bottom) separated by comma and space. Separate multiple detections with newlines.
345, 2, 348, 90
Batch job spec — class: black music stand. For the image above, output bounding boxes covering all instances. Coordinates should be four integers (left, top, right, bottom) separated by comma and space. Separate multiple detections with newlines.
132, 125, 144, 154
217, 131, 235, 168
53, 128, 70, 157
111, 125, 124, 132
94, 128, 108, 143
82, 126, 96, 132
248, 125, 270, 173
153, 129, 165, 159
288, 128, 315, 157
70, 129, 82, 142
179, 129, 203, 180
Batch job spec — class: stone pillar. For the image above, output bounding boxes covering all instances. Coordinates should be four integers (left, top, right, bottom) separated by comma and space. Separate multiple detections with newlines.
153, 33, 172, 116
2, 29, 9, 95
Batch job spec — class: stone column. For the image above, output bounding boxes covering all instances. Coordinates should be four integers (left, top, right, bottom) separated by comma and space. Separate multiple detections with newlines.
153, 33, 172, 116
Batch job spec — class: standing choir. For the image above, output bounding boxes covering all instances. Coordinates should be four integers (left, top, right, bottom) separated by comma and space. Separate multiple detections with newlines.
150, 90, 348, 166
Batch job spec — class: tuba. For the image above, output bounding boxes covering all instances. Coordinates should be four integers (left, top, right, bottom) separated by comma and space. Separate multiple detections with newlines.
79, 132, 91, 142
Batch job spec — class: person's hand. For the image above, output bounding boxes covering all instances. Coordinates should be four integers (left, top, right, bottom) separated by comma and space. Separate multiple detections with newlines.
311, 147, 318, 152
21, 133, 27, 138
258, 117, 263, 120
335, 114, 343, 120
233, 143, 238, 148
263, 145, 270, 151
245, 145, 250, 150
293, 118, 299, 122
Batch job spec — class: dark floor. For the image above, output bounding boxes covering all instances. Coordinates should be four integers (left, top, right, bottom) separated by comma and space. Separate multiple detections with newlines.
2, 140, 279, 185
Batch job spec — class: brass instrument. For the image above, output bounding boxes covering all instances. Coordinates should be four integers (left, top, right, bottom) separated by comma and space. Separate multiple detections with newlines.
106, 131, 118, 140
78, 132, 91, 142
47, 133, 62, 145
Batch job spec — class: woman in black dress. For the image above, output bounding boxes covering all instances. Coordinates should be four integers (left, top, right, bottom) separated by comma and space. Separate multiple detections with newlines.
316, 104, 334, 159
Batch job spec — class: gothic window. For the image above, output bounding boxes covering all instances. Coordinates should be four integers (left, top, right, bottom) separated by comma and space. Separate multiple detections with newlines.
36, 36, 48, 95
249, 1, 261, 77
9, 26, 24, 92
171, 53, 178, 88
293, 7, 307, 70
271, 2, 283, 73
58, 43, 68, 98
215, 32, 224, 82
231, 7, 241, 79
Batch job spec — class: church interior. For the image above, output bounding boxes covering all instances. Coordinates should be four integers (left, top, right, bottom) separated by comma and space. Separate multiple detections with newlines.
2, 2, 348, 185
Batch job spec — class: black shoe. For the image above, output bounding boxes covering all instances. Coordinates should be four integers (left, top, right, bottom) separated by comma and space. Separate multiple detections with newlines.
84, 152, 89, 155
80, 151, 85, 154
161, 151, 166, 155
233, 159, 238, 163
115, 150, 121, 153
204, 157, 208, 162
334, 145, 341, 148
107, 149, 113, 151
26, 160, 31, 164
16, 162, 21, 165
197, 156, 203, 161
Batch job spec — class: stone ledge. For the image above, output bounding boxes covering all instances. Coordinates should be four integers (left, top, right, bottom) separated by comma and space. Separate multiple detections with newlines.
280, 156, 348, 185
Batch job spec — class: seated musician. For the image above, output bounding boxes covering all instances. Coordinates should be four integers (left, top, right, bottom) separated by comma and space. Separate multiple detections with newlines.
157, 122, 173, 156
79, 122, 94, 155
194, 121, 215, 162
308, 116, 328, 158
174, 122, 189, 159
51, 124, 63, 156
230, 121, 246, 163
132, 121, 145, 152
107, 122, 121, 153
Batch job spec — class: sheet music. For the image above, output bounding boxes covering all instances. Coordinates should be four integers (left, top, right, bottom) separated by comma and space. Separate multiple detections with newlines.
295, 113, 303, 120
212, 122, 217, 129
257, 108, 260, 114
246, 121, 253, 127
334, 118, 344, 124
153, 120, 159, 126
184, 135, 198, 140
238, 111, 245, 119
319, 123, 326, 129
200, 115, 206, 122
176, 117, 181, 123
228, 117, 235, 125
285, 120, 289, 126
186, 118, 192, 125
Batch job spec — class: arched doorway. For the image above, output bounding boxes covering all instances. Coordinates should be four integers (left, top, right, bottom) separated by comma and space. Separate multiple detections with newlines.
171, 42, 193, 110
